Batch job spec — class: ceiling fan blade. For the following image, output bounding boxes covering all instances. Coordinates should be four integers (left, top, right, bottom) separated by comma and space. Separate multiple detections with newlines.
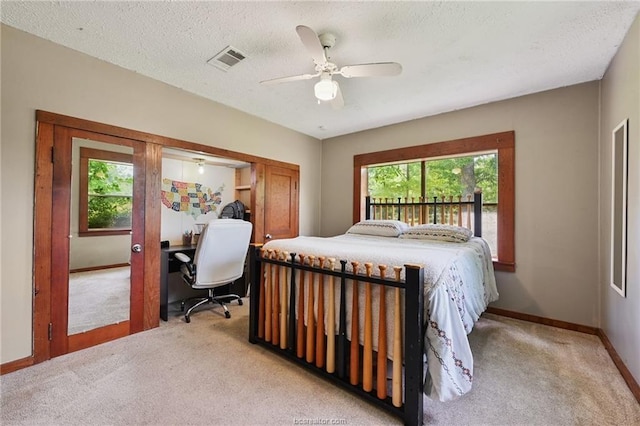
331, 82, 344, 110
338, 62, 402, 78
260, 72, 319, 85
296, 25, 327, 66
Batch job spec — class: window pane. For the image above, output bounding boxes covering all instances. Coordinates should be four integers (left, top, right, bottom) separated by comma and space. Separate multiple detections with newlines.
87, 159, 133, 230
368, 161, 422, 199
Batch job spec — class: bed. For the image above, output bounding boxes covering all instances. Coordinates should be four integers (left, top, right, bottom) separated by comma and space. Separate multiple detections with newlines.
248, 193, 498, 425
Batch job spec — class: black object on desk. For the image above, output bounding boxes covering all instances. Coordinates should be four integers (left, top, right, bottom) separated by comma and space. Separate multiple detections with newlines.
160, 244, 248, 321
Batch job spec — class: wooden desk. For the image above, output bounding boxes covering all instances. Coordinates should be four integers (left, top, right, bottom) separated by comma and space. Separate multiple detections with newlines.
160, 244, 197, 321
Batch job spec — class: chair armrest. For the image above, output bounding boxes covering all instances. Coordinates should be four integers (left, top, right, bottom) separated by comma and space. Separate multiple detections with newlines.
174, 252, 191, 263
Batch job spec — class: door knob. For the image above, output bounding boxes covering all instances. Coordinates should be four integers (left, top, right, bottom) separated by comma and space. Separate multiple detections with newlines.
131, 243, 142, 253
265, 234, 272, 240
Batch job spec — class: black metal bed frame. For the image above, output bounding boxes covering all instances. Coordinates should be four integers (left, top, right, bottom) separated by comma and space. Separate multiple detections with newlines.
365, 191, 483, 237
249, 248, 426, 426
248, 193, 485, 425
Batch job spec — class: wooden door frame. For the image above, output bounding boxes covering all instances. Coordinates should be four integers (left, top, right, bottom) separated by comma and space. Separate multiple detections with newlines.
33, 110, 299, 364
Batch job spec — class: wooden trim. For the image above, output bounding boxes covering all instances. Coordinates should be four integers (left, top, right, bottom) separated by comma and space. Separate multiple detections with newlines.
252, 163, 266, 244
80, 147, 133, 163
36, 110, 299, 171
129, 141, 147, 334
69, 263, 130, 273
353, 131, 515, 271
78, 229, 132, 237
354, 131, 514, 166
485, 307, 598, 335
0, 356, 34, 375
33, 121, 54, 364
486, 307, 640, 404
143, 143, 163, 331
597, 329, 640, 404
50, 126, 73, 358
67, 322, 130, 354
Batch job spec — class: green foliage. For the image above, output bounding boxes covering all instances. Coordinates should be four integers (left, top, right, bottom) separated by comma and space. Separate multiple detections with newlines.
367, 153, 497, 203
87, 160, 133, 229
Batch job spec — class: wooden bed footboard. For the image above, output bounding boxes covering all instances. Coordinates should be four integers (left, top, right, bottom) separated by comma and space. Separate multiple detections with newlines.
249, 245, 425, 426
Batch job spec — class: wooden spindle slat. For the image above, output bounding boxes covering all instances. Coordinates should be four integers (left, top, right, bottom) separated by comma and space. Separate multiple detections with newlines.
326, 258, 337, 373
440, 195, 445, 225
297, 254, 306, 358
316, 257, 326, 368
306, 255, 316, 363
265, 249, 273, 342
280, 251, 289, 350
449, 195, 454, 225
363, 263, 374, 392
403, 198, 409, 223
272, 250, 280, 346
392, 266, 403, 408
350, 261, 360, 386
377, 265, 388, 400
458, 195, 463, 226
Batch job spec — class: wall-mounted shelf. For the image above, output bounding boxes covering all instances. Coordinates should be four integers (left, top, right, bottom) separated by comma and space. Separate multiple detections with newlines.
235, 166, 252, 209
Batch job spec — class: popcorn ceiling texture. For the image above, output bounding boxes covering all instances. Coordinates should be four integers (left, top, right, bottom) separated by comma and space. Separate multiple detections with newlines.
2, 1, 639, 139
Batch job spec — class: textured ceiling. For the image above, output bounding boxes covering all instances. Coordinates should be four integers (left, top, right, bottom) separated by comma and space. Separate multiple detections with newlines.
2, 1, 639, 139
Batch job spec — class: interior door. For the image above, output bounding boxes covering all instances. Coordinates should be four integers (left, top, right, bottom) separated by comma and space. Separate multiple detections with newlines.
263, 165, 299, 240
50, 127, 146, 357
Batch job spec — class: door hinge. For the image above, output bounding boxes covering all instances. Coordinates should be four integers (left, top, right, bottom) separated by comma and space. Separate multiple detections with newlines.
48, 323, 53, 341
51, 146, 54, 163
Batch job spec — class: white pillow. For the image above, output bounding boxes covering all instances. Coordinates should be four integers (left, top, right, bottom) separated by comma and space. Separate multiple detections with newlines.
400, 224, 473, 242
346, 220, 408, 237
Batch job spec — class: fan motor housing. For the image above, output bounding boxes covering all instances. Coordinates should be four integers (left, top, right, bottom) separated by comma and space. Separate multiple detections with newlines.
318, 33, 336, 49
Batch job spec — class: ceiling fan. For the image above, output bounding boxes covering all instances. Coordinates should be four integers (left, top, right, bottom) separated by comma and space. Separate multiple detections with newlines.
260, 25, 402, 109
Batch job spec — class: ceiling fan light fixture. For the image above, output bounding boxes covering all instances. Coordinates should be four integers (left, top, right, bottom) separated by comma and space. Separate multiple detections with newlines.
314, 78, 338, 101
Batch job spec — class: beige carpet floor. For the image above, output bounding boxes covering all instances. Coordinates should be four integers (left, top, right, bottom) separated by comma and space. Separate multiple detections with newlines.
68, 267, 130, 335
1, 303, 639, 425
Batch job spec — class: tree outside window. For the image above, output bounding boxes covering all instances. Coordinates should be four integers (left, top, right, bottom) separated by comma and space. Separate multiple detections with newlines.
79, 148, 133, 236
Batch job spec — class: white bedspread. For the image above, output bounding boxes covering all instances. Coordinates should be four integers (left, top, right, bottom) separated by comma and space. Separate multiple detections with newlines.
262, 234, 498, 402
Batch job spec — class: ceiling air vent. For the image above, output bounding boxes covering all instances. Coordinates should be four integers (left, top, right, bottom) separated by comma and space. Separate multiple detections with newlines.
207, 46, 246, 71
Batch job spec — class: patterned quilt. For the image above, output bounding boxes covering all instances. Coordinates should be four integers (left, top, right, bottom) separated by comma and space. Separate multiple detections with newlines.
263, 234, 498, 402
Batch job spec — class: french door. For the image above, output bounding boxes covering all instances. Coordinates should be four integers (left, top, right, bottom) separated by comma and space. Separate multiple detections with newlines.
50, 127, 146, 357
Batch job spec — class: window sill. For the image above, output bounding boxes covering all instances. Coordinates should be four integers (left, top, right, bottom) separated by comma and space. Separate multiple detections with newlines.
493, 260, 515, 272
79, 229, 131, 237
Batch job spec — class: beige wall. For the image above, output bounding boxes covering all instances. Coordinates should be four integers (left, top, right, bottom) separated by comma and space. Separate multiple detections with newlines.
322, 82, 601, 328
0, 25, 322, 363
599, 14, 639, 384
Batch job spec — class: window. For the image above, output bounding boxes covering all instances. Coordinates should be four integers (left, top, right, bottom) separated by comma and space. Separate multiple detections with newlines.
367, 152, 498, 255
354, 131, 515, 271
79, 148, 134, 236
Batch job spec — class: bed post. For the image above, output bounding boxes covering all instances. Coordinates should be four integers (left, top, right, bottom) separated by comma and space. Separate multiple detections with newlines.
404, 264, 424, 426
249, 244, 263, 344
365, 196, 371, 220
473, 190, 482, 237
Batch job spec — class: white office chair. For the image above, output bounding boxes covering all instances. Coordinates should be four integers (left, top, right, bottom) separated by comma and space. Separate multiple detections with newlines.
174, 219, 252, 322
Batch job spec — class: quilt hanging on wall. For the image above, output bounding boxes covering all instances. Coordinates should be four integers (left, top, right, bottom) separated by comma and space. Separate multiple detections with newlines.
161, 178, 223, 218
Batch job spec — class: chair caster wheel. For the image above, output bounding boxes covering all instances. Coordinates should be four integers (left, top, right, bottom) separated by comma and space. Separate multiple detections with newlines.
185, 316, 191, 323
238, 299, 243, 306
225, 311, 231, 319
